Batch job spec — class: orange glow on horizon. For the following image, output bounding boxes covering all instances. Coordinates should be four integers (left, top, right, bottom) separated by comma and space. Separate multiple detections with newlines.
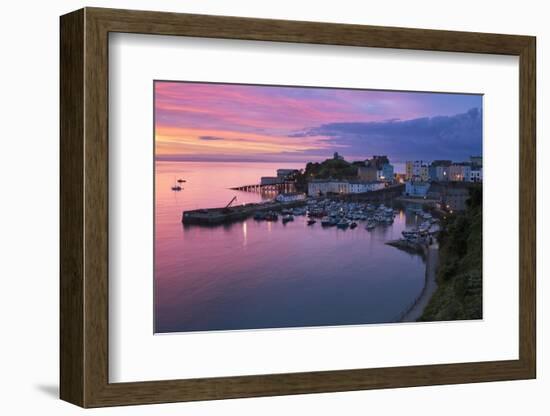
155, 125, 333, 157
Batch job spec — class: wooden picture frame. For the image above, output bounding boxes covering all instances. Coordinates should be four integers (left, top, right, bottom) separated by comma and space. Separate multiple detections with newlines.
60, 7, 536, 408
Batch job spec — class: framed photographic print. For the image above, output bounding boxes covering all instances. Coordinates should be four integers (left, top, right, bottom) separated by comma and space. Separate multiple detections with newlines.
60, 7, 536, 408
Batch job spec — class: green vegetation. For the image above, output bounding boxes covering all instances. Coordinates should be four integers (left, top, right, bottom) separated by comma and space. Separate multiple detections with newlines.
419, 186, 482, 321
295, 158, 358, 191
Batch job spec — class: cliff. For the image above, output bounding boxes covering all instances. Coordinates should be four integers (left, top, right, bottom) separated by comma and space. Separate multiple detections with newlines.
419, 186, 482, 321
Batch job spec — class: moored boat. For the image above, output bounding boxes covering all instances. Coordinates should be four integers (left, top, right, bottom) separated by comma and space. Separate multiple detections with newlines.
265, 211, 278, 221
321, 216, 334, 226
282, 214, 294, 223
336, 219, 350, 229
253, 211, 266, 220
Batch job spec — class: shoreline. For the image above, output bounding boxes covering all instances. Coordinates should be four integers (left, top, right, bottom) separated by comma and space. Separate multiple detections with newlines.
388, 241, 439, 322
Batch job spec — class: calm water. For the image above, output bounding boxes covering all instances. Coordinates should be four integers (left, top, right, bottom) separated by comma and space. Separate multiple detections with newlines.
155, 161, 425, 333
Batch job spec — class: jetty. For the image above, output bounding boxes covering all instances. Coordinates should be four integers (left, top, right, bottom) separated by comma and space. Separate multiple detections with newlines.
386, 239, 426, 257
182, 199, 308, 225
230, 182, 295, 193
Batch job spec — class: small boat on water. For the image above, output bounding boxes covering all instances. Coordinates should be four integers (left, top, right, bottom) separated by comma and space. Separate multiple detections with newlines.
307, 219, 316, 226
336, 219, 350, 229
176, 178, 186, 183
253, 212, 266, 220
350, 221, 357, 229
282, 214, 294, 223
308, 208, 325, 218
321, 216, 334, 226
265, 211, 278, 221
172, 176, 183, 191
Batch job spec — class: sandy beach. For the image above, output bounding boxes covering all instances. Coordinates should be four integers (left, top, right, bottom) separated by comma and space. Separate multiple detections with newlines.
400, 242, 439, 322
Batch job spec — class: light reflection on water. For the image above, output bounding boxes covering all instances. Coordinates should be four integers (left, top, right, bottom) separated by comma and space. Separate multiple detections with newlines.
155, 161, 425, 333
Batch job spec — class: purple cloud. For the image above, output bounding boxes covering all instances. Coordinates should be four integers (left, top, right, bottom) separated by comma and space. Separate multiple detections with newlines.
293, 108, 482, 161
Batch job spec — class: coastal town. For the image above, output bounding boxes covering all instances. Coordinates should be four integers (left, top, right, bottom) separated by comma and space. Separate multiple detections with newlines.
259, 152, 482, 211
182, 152, 482, 226
180, 151, 481, 271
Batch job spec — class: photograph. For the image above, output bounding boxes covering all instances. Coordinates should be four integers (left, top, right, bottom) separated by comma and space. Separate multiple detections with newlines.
154, 81, 483, 333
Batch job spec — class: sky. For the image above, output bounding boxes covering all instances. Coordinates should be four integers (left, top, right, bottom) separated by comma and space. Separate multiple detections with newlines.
155, 81, 482, 164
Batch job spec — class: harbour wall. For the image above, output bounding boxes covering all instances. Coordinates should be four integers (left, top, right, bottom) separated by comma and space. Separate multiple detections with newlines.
335, 184, 405, 203
182, 199, 307, 225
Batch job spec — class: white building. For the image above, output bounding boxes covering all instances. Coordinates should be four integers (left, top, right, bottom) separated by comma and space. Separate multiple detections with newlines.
348, 181, 385, 194
380, 163, 394, 182
308, 180, 385, 196
468, 168, 483, 183
275, 192, 306, 202
308, 180, 349, 196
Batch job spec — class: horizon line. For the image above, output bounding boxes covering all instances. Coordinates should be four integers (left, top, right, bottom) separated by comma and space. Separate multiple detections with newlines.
155, 156, 415, 165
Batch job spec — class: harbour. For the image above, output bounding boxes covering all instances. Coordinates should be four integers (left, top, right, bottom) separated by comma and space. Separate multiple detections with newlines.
181, 184, 407, 226
155, 161, 428, 333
